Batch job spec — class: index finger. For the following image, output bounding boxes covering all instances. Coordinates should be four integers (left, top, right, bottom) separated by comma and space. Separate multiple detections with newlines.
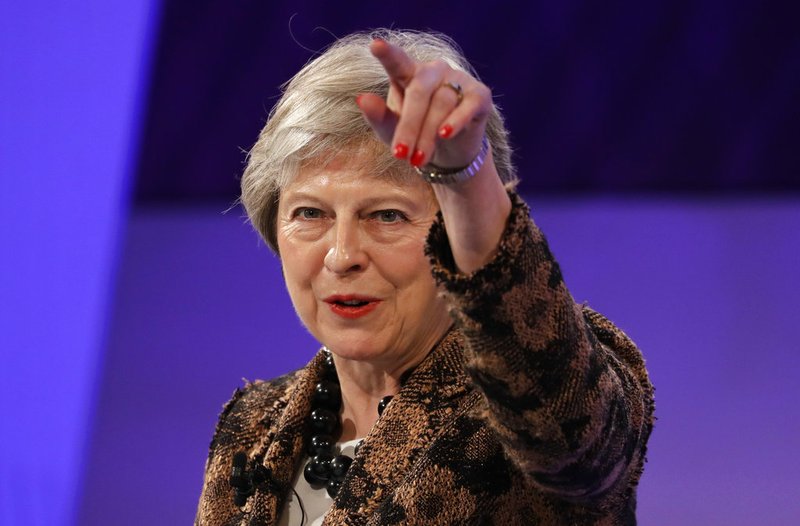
370, 39, 416, 88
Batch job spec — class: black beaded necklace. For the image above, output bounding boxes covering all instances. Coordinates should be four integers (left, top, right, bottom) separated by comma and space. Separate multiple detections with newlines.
230, 350, 408, 508
303, 350, 394, 498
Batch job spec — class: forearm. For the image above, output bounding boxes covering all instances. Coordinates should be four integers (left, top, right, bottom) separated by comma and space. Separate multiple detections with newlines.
430, 149, 512, 275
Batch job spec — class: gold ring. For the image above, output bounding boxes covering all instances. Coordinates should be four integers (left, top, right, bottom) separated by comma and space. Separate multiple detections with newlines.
441, 81, 463, 104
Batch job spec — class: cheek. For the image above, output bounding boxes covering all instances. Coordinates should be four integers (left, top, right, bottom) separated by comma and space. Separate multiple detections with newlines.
378, 240, 434, 292
278, 237, 323, 296
280, 250, 322, 330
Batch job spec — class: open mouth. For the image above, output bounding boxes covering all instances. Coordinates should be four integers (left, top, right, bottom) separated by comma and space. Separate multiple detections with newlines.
324, 295, 380, 319
335, 299, 369, 307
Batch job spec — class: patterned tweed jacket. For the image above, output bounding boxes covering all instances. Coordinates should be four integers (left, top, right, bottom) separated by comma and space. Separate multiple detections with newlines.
195, 194, 655, 525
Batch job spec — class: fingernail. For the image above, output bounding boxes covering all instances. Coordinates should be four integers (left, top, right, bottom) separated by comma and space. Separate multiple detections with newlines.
410, 149, 425, 167
355, 94, 363, 107
393, 143, 409, 159
438, 124, 453, 138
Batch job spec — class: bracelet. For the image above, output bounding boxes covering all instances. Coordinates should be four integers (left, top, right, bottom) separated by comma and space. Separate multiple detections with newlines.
414, 135, 490, 184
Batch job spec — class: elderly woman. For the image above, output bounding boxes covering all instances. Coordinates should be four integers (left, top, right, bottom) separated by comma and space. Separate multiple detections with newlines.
196, 29, 654, 525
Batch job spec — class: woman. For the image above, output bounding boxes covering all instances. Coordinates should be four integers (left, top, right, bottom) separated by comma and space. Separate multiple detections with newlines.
196, 29, 654, 525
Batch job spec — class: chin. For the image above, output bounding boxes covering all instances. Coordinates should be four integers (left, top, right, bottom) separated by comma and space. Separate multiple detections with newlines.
318, 328, 396, 363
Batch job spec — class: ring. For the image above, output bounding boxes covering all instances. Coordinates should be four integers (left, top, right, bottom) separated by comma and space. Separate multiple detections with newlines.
441, 81, 463, 105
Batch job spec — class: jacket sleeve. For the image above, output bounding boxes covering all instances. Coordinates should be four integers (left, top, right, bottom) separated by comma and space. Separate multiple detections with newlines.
425, 191, 655, 503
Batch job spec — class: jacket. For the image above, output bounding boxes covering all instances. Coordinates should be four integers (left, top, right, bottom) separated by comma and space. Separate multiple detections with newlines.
195, 193, 655, 525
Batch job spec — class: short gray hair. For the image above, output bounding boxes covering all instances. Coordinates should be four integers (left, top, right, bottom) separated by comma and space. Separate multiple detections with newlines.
240, 29, 517, 253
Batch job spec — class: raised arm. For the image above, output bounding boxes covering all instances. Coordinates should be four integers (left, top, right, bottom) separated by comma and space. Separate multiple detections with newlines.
357, 39, 654, 502
425, 194, 654, 501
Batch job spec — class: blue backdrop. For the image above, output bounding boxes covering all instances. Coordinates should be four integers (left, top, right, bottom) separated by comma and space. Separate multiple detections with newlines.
0, 1, 158, 525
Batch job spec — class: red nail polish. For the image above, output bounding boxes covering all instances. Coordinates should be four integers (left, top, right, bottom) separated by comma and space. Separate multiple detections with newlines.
410, 149, 425, 167
439, 124, 453, 138
394, 143, 409, 159
355, 94, 363, 107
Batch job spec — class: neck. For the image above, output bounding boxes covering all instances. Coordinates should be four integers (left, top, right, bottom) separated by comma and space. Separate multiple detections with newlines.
332, 355, 412, 441
328, 322, 453, 441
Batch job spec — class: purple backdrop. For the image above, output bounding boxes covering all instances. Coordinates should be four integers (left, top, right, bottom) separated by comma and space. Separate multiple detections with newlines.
0, 2, 157, 526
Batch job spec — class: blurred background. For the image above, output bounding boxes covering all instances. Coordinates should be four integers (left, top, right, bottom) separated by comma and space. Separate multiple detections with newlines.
1, 1, 798, 524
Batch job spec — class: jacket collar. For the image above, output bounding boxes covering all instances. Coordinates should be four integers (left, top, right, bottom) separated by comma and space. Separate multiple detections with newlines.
325, 329, 477, 525
253, 329, 476, 524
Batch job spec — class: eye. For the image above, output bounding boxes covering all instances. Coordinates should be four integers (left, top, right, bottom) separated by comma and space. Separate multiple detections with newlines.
373, 210, 407, 223
294, 207, 323, 220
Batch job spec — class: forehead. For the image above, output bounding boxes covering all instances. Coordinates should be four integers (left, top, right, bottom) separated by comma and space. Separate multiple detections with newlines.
283, 149, 432, 199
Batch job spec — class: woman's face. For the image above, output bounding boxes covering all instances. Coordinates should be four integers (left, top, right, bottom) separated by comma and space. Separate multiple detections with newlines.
277, 152, 452, 366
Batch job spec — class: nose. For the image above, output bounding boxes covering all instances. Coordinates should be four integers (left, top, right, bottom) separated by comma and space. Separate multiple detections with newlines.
324, 219, 367, 274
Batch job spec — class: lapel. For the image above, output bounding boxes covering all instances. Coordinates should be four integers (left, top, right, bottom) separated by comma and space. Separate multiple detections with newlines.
247, 352, 327, 524
323, 329, 478, 526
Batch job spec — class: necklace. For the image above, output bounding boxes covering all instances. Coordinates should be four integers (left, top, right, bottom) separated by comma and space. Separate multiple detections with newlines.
230, 350, 400, 506
303, 350, 393, 498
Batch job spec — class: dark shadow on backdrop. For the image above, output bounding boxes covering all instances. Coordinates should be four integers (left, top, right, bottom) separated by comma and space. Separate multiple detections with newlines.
134, 1, 799, 201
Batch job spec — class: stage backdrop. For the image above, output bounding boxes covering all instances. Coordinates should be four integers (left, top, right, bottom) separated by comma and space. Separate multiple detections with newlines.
2, 1, 798, 525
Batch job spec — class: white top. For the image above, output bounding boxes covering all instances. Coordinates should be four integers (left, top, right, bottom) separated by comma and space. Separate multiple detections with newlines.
278, 439, 361, 526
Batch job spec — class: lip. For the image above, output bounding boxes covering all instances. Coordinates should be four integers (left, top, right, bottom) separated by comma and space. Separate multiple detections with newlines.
323, 294, 382, 320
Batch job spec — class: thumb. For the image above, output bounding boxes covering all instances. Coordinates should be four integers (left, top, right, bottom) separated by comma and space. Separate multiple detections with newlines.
356, 93, 398, 146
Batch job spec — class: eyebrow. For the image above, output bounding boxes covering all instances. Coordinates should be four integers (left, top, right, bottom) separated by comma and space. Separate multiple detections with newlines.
281, 190, 427, 213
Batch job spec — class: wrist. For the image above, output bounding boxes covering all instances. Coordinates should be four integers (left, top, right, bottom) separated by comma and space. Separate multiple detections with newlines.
431, 151, 512, 274
415, 135, 490, 185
